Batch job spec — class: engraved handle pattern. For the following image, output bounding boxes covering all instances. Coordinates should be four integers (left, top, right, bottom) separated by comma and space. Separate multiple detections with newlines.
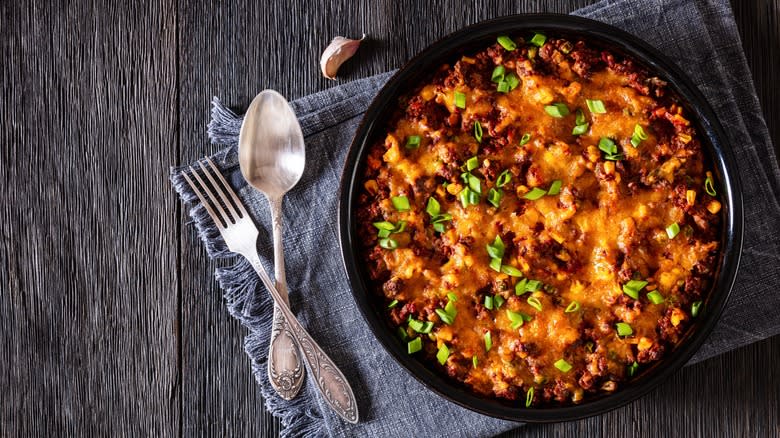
245, 253, 359, 424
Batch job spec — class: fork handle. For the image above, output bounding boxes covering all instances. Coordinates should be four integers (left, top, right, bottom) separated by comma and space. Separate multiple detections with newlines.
244, 251, 359, 424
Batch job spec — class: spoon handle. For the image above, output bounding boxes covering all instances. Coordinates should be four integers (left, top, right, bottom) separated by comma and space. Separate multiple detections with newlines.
244, 251, 360, 424
267, 197, 305, 400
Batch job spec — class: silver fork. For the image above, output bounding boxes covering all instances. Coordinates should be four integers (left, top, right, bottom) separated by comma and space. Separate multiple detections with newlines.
182, 157, 359, 424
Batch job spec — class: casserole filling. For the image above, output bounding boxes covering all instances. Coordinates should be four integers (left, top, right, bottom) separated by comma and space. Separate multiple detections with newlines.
355, 33, 721, 406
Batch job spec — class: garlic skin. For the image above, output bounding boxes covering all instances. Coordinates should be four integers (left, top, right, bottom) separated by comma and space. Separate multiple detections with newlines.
320, 35, 365, 80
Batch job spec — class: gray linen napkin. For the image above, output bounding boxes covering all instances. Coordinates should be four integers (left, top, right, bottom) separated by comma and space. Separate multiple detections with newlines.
170, 0, 780, 436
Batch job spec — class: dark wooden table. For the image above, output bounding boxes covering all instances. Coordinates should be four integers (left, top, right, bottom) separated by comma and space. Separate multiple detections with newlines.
2, 0, 779, 436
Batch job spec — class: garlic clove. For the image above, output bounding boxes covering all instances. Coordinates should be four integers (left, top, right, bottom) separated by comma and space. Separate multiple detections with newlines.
320, 34, 365, 80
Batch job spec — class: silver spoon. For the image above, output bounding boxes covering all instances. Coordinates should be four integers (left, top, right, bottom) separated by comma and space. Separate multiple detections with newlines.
238, 90, 306, 400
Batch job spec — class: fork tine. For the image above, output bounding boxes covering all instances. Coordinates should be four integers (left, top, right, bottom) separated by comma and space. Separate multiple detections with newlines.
188, 164, 234, 227
205, 156, 249, 218
197, 159, 242, 221
181, 170, 226, 229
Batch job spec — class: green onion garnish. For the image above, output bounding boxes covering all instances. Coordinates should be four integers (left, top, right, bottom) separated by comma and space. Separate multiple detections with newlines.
598, 137, 617, 154
431, 213, 451, 223
445, 300, 457, 317
472, 355, 478, 368
458, 187, 478, 208
646, 290, 665, 304
525, 387, 534, 407
691, 300, 702, 317
497, 36, 517, 51
616, 322, 633, 337
572, 123, 589, 136
405, 135, 421, 149
496, 170, 512, 187
391, 195, 410, 212
575, 108, 586, 125
554, 359, 572, 372
437, 344, 450, 365
525, 279, 542, 293
529, 33, 547, 47
435, 308, 454, 325
515, 278, 528, 295
586, 99, 607, 114
491, 65, 505, 82
622, 279, 648, 299
484, 295, 494, 310
564, 301, 580, 313
379, 238, 398, 250
506, 309, 526, 329
377, 229, 391, 238
496, 81, 510, 93
666, 222, 680, 239
544, 102, 570, 118
433, 223, 445, 233
407, 337, 422, 354
393, 220, 407, 233
489, 257, 502, 272
426, 197, 440, 216
704, 175, 717, 196
447, 292, 457, 302
520, 133, 531, 145
630, 124, 648, 148
454, 91, 466, 109
474, 121, 483, 142
494, 295, 505, 308
373, 221, 395, 231
486, 235, 505, 259
501, 265, 523, 277
523, 187, 547, 200
466, 156, 479, 171
484, 331, 493, 351
487, 188, 503, 207
505, 72, 520, 90
397, 327, 409, 341
388, 299, 399, 309
408, 319, 428, 333
547, 180, 562, 195
527, 296, 543, 311
628, 361, 639, 377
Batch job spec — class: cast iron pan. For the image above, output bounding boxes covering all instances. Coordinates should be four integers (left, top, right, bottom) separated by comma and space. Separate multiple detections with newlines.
338, 14, 743, 422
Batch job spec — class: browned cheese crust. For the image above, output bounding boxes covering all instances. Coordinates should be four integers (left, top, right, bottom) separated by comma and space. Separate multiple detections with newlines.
354, 34, 722, 406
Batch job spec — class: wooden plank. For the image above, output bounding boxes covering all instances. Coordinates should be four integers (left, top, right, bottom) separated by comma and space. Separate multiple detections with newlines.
0, 0, 179, 435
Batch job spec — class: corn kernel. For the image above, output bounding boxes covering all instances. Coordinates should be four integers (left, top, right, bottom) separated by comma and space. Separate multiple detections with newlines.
587, 146, 599, 163
686, 190, 696, 206
550, 231, 565, 244
603, 161, 615, 175
637, 337, 653, 351
678, 133, 692, 144
446, 183, 462, 195
707, 200, 721, 214
670, 308, 686, 327
363, 180, 378, 195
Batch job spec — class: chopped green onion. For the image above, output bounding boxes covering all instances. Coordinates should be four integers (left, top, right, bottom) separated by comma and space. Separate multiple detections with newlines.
494, 295, 505, 308
435, 308, 454, 325
484, 295, 494, 310
472, 355, 478, 368
525, 387, 534, 407
501, 265, 523, 277
445, 300, 457, 317
391, 195, 410, 212
486, 235, 505, 259
487, 188, 503, 207
394, 220, 407, 233
704, 175, 717, 196
496, 170, 512, 187
497, 36, 517, 51
622, 280, 648, 299
489, 257, 502, 272
491, 65, 505, 82
454, 91, 466, 109
426, 197, 440, 216
397, 327, 409, 341
458, 188, 475, 208
564, 301, 580, 313
433, 222, 445, 233
691, 300, 702, 317
527, 296, 543, 311
520, 133, 531, 145
586, 99, 607, 114
496, 81, 510, 93
474, 121, 483, 142
515, 278, 528, 295
523, 187, 547, 200
466, 174, 481, 194
634, 124, 648, 140
545, 102, 570, 118
447, 292, 457, 302
604, 153, 623, 161
467, 189, 480, 204
525, 279, 542, 293
554, 359, 572, 372
506, 309, 526, 329
616, 322, 633, 337
388, 299, 399, 309
437, 344, 450, 365
405, 135, 421, 149
505, 72, 520, 90
484, 331, 493, 351
466, 156, 479, 171
373, 221, 395, 231
575, 108, 586, 125
377, 229, 391, 238
666, 222, 681, 239
379, 238, 398, 250
572, 123, 589, 136
547, 180, 562, 195
529, 33, 547, 47
407, 337, 422, 354
408, 318, 424, 333
598, 137, 618, 155
646, 290, 665, 304
628, 361, 639, 377
431, 213, 452, 223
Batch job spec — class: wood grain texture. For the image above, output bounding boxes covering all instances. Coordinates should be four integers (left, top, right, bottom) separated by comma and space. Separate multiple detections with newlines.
1, 0, 778, 436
